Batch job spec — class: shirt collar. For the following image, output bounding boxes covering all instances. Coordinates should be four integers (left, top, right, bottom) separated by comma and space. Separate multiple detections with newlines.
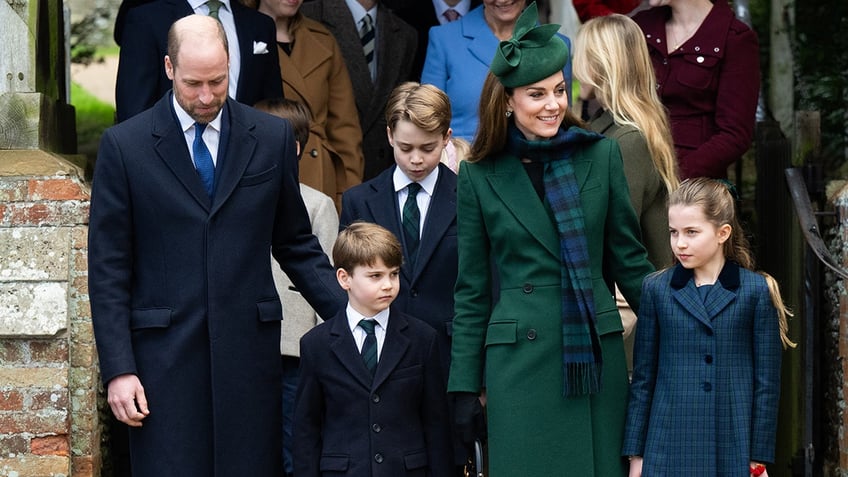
434, 0, 471, 18
393, 165, 440, 196
187, 0, 231, 12
345, 0, 377, 26
172, 94, 223, 134
346, 303, 390, 332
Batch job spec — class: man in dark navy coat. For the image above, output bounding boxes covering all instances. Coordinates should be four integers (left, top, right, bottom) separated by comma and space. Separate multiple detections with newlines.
114, 0, 283, 122
89, 15, 344, 476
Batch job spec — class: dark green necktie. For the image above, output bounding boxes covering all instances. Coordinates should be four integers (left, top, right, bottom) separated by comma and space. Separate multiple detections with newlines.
206, 0, 222, 20
359, 319, 377, 377
402, 182, 422, 267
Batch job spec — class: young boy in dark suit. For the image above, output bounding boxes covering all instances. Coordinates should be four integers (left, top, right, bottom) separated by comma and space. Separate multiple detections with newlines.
293, 222, 452, 477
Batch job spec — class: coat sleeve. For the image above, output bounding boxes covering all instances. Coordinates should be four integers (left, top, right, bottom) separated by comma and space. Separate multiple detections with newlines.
421, 333, 453, 476
292, 332, 324, 477
88, 128, 137, 383
750, 276, 782, 463
683, 25, 760, 178
622, 274, 661, 456
447, 161, 491, 393
272, 124, 346, 319
602, 140, 654, 313
420, 26, 448, 90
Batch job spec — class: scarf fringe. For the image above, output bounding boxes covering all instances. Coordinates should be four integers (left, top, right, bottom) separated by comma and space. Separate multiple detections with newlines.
562, 362, 603, 397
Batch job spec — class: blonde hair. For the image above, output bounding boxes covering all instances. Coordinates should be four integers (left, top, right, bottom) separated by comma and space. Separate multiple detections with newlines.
333, 222, 403, 273
385, 82, 452, 137
573, 14, 679, 194
669, 178, 796, 349
470, 71, 582, 163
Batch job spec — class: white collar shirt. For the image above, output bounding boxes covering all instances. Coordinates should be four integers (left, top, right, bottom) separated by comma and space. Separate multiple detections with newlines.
173, 94, 223, 167
347, 304, 389, 360
393, 166, 439, 236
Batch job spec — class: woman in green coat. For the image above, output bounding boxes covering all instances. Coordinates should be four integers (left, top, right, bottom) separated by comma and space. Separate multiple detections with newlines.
448, 4, 655, 476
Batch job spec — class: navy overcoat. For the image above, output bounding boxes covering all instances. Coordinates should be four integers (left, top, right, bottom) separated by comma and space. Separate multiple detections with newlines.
89, 95, 345, 476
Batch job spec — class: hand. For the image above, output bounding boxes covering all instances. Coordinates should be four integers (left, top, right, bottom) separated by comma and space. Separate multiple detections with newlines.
628, 456, 643, 477
107, 374, 150, 427
452, 392, 486, 445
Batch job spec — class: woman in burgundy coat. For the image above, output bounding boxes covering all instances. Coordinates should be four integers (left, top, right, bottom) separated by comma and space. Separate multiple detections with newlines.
633, 0, 759, 179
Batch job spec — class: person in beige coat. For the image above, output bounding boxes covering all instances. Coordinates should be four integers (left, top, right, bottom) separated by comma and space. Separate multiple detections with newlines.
253, 0, 365, 210
254, 98, 339, 477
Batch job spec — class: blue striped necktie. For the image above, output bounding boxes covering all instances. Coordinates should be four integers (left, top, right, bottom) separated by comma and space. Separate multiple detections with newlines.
192, 123, 215, 198
359, 319, 378, 377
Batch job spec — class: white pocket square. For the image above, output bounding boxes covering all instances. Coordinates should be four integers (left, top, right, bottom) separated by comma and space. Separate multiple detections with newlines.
253, 41, 269, 54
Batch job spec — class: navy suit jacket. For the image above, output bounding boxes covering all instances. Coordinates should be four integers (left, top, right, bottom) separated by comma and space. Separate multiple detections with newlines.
339, 164, 457, 374
89, 95, 345, 475
114, 0, 283, 122
623, 262, 782, 474
294, 307, 452, 477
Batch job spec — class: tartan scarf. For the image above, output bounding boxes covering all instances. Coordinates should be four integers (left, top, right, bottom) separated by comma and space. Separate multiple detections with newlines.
505, 124, 605, 396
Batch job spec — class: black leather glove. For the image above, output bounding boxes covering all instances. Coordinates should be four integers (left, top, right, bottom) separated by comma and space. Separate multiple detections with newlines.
452, 392, 486, 446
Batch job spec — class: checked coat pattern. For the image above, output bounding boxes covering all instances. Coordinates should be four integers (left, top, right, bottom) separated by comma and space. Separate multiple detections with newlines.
623, 262, 783, 476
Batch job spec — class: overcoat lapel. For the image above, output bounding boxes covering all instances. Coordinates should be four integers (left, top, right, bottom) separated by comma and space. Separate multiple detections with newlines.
151, 96, 212, 210
211, 101, 257, 216
416, 166, 456, 280
362, 170, 411, 276
372, 311, 411, 390
465, 12, 496, 67
328, 311, 374, 389
672, 284, 712, 329
487, 150, 594, 261
670, 262, 740, 328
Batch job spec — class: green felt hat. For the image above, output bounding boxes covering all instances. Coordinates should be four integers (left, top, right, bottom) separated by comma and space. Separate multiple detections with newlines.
489, 2, 569, 88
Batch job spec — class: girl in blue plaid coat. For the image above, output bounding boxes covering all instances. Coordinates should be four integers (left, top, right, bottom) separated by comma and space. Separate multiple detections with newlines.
623, 178, 795, 477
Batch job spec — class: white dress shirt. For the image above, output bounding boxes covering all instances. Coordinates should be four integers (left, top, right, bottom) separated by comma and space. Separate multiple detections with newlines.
189, 0, 241, 99
393, 166, 440, 236
173, 95, 223, 167
433, 0, 471, 24
347, 304, 389, 360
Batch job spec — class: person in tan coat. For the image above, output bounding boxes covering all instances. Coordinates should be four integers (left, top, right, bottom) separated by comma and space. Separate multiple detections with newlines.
253, 0, 365, 210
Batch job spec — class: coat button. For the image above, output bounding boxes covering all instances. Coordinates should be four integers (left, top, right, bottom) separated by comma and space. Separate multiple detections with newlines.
522, 283, 534, 294
410, 289, 418, 297
372, 423, 382, 433
527, 329, 537, 340
371, 393, 380, 403
697, 56, 705, 63
702, 382, 712, 392
374, 453, 384, 463
309, 148, 318, 158
704, 355, 713, 364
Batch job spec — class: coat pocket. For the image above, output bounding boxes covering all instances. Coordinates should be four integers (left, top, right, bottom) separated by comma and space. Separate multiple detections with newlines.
319, 454, 349, 472
485, 321, 517, 346
403, 449, 428, 470
256, 298, 283, 322
238, 165, 277, 187
130, 308, 172, 330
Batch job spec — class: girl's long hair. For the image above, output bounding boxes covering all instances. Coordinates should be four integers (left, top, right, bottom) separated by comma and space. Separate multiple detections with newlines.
573, 14, 679, 194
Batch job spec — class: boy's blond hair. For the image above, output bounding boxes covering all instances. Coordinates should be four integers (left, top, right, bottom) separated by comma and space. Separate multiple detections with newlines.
333, 222, 403, 273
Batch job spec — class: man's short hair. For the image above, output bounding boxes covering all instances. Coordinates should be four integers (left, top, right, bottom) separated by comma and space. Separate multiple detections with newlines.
254, 98, 312, 158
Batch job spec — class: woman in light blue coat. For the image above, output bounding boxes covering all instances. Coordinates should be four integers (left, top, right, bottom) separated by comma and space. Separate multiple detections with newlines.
422, 0, 572, 142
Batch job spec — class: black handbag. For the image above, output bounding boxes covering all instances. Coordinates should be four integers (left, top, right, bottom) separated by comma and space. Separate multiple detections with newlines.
463, 439, 485, 477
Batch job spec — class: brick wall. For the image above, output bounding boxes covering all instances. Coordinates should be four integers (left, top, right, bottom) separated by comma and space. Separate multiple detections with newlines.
0, 150, 99, 477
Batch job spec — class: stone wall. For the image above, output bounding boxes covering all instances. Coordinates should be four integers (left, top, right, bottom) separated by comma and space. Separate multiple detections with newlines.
0, 151, 97, 477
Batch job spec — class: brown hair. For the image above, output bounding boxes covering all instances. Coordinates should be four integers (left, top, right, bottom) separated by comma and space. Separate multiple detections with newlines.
669, 178, 796, 349
385, 82, 452, 137
333, 222, 403, 273
254, 98, 312, 157
469, 71, 582, 163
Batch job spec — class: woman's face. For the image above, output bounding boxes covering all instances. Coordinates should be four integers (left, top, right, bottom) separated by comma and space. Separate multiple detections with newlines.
482, 0, 527, 25
258, 0, 302, 19
507, 71, 569, 141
